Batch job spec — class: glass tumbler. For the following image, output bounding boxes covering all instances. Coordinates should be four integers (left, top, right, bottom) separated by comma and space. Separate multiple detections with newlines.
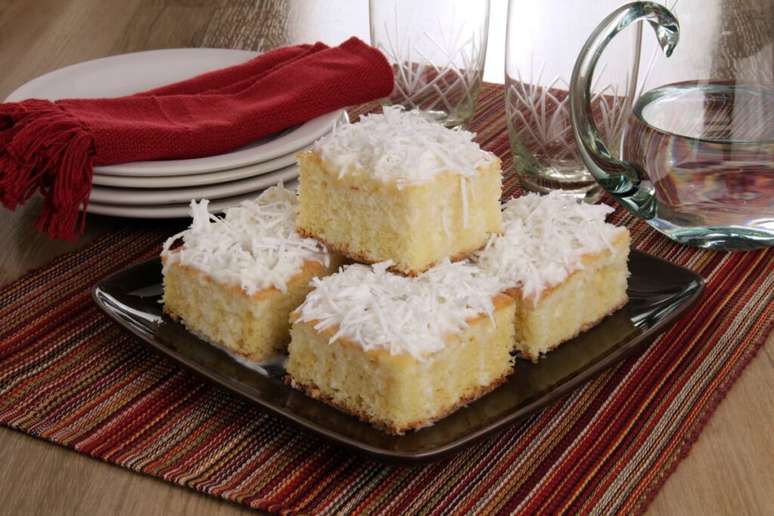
505, 0, 647, 202
369, 0, 490, 128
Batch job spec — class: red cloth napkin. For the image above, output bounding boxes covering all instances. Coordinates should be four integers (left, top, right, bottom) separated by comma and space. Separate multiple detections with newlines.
0, 37, 393, 239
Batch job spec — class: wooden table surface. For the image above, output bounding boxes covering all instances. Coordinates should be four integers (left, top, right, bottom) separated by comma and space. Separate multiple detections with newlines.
0, 1, 772, 514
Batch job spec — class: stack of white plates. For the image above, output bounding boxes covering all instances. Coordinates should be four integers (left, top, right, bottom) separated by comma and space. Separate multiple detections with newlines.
6, 49, 345, 219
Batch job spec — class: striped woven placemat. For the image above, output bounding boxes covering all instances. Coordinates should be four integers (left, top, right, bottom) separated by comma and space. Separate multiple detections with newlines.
1, 84, 772, 514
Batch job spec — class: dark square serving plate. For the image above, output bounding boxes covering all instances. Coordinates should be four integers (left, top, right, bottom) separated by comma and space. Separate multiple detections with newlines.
92, 250, 703, 462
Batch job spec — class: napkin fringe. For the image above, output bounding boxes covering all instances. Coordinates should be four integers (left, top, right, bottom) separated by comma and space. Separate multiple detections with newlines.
0, 100, 94, 240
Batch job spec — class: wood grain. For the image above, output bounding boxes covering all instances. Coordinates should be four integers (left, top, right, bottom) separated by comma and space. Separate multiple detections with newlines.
0, 429, 252, 516
0, 0, 771, 514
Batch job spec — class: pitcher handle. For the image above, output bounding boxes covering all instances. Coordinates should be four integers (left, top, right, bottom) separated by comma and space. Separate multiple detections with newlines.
570, 2, 679, 201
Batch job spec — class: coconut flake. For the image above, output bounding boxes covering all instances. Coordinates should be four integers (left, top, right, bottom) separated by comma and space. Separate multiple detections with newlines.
296, 259, 503, 360
161, 185, 330, 294
474, 192, 627, 300
313, 106, 495, 188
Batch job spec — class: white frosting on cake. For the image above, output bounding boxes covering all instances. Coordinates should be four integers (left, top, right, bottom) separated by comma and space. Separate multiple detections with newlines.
161, 185, 330, 294
296, 260, 503, 359
474, 192, 627, 299
313, 106, 496, 188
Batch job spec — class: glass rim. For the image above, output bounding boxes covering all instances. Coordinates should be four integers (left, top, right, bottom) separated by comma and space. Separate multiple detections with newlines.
633, 79, 774, 145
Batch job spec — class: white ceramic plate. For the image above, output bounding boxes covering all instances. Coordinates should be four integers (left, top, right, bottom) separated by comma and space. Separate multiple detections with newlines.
91, 150, 300, 188
5, 48, 343, 176
87, 181, 298, 219
89, 164, 299, 205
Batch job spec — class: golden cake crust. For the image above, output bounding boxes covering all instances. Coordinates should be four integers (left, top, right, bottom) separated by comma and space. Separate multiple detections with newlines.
503, 289, 628, 363
162, 256, 340, 362
162, 254, 331, 301
501, 230, 631, 362
286, 293, 515, 433
501, 231, 630, 305
289, 292, 515, 359
295, 228, 488, 277
284, 372, 510, 435
295, 149, 503, 276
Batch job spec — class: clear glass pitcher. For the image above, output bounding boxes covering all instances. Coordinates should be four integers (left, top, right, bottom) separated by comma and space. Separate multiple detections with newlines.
570, 1, 773, 250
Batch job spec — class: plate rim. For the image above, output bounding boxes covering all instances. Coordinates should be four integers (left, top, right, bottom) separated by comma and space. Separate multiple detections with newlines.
89, 164, 299, 205
92, 250, 705, 462
92, 151, 300, 188
86, 182, 296, 219
5, 47, 257, 103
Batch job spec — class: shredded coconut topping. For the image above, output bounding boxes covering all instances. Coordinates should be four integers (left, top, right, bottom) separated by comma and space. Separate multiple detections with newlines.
313, 106, 496, 188
296, 260, 503, 359
474, 192, 627, 299
161, 185, 330, 294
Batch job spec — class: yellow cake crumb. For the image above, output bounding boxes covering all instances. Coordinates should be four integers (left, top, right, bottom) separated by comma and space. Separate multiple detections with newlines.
296, 150, 502, 275
163, 258, 341, 362
508, 231, 630, 361
287, 294, 515, 434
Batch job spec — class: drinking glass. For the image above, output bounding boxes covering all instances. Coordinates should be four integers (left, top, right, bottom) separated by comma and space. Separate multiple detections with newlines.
571, 1, 773, 249
369, 0, 490, 128
505, 0, 646, 202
